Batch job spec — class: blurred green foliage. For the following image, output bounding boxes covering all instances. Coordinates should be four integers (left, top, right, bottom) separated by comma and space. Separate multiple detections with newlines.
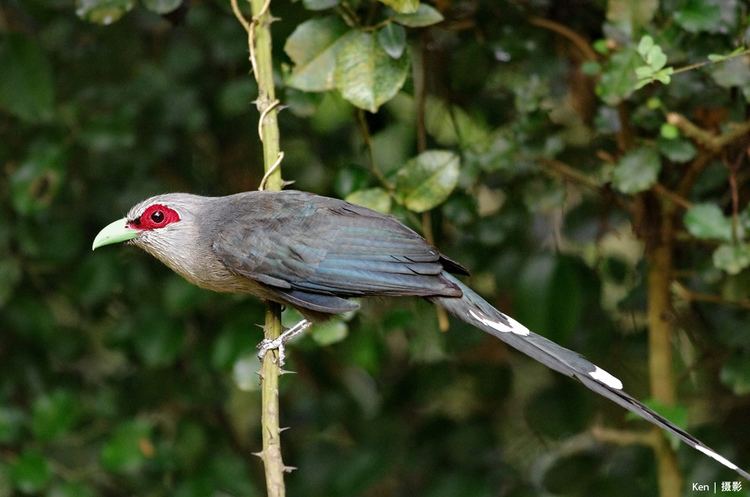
2, 0, 750, 496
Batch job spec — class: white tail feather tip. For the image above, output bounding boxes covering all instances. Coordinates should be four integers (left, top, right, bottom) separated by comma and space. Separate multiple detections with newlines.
589, 366, 623, 390
468, 309, 530, 336
696, 445, 739, 471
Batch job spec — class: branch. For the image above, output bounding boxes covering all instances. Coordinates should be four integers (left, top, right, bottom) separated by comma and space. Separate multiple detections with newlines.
616, 104, 634, 152
652, 183, 693, 210
537, 157, 601, 190
676, 151, 713, 198
537, 157, 635, 214
673, 282, 750, 311
528, 17, 597, 62
645, 197, 683, 497
591, 426, 655, 447
233, 0, 288, 494
670, 48, 750, 77
250, 0, 283, 191
356, 109, 392, 190
413, 36, 449, 332
259, 304, 290, 497
667, 112, 750, 153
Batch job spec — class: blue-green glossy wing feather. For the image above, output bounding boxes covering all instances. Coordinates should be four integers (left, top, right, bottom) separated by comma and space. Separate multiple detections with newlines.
211, 191, 464, 309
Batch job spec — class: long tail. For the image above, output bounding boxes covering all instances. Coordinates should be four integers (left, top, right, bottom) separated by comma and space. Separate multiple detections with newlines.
430, 273, 750, 480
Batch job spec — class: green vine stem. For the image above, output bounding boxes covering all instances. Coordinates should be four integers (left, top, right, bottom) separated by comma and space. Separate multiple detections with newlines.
230, 0, 288, 495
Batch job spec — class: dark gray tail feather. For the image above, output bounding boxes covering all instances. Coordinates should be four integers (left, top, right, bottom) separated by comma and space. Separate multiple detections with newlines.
430, 273, 750, 480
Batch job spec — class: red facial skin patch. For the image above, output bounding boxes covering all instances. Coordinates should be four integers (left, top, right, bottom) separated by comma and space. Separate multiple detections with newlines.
127, 204, 180, 230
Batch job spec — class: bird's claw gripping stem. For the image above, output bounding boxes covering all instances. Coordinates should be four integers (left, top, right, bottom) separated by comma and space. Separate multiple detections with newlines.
257, 319, 312, 366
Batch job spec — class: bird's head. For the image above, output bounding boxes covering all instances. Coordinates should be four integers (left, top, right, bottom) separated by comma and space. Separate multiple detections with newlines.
92, 193, 207, 256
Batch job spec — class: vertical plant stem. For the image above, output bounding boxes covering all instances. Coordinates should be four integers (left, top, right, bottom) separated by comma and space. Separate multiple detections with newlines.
414, 35, 449, 332
356, 109, 391, 189
261, 303, 286, 497
237, 0, 287, 495
646, 203, 682, 497
251, 0, 283, 192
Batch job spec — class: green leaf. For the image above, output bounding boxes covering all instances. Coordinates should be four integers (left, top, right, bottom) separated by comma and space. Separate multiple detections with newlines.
684, 203, 733, 241
302, 0, 339, 10
334, 31, 410, 112
394, 150, 460, 212
637, 35, 654, 56
76, 0, 134, 24
10, 142, 67, 216
708, 47, 746, 62
31, 390, 79, 441
10, 449, 51, 494
345, 187, 392, 213
611, 146, 661, 194
606, 0, 658, 34
658, 137, 696, 163
593, 39, 610, 55
720, 350, 750, 395
424, 96, 489, 149
47, 482, 96, 497
311, 319, 349, 345
635, 65, 654, 78
654, 67, 673, 84
378, 23, 407, 59
596, 47, 640, 104
713, 243, 750, 274
660, 123, 679, 139
0, 407, 24, 444
392, 4, 444, 27
0, 35, 54, 123
647, 97, 662, 109
514, 255, 584, 341
379, 0, 419, 14
581, 61, 601, 75
674, 0, 724, 34
646, 46, 667, 70
284, 17, 350, 92
710, 56, 750, 88
101, 420, 153, 474
141, 0, 182, 14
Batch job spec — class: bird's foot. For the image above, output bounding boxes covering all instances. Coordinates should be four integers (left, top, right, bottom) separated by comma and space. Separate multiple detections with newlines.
257, 336, 287, 365
257, 319, 312, 366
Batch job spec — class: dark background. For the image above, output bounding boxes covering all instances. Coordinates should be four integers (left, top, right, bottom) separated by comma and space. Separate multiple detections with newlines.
2, 0, 750, 496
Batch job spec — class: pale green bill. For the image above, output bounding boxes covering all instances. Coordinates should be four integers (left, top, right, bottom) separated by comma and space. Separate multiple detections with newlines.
92, 217, 138, 250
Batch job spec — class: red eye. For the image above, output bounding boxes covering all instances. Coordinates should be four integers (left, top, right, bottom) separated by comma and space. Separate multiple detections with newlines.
150, 210, 165, 223
131, 204, 180, 230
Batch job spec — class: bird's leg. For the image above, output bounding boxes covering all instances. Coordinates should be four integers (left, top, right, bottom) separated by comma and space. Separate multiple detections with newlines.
257, 319, 312, 365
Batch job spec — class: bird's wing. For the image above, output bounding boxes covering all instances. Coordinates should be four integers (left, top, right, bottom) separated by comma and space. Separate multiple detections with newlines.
211, 192, 462, 309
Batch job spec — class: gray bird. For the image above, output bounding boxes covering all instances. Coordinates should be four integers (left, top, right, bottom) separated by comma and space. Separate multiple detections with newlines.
93, 190, 748, 479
